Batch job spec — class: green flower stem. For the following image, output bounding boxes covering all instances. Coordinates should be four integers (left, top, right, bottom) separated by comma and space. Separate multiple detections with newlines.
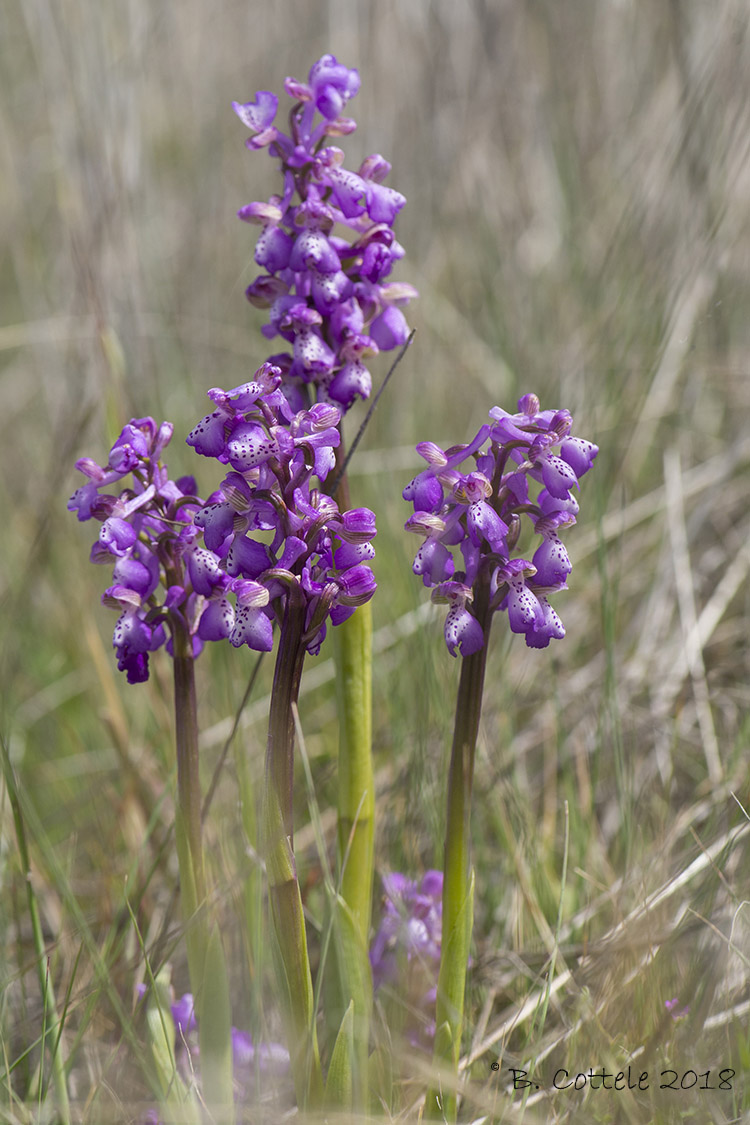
172, 618, 234, 1123
263, 588, 323, 1109
334, 602, 374, 939
333, 601, 374, 1106
328, 449, 375, 1107
426, 575, 492, 1123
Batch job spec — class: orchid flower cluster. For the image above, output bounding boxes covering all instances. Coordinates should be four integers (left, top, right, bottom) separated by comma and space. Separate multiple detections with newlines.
187, 361, 377, 656
403, 394, 598, 655
370, 871, 443, 1051
233, 54, 417, 410
64, 51, 602, 1124
67, 418, 217, 683
68, 362, 378, 683
139, 991, 290, 1123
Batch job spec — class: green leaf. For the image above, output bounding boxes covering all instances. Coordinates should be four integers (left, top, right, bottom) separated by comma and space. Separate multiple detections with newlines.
325, 999, 354, 1109
331, 892, 372, 1103
144, 967, 201, 1125
145, 967, 178, 1099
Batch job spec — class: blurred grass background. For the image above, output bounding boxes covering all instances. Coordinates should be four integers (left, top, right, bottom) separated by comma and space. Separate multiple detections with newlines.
3, 0, 750, 1121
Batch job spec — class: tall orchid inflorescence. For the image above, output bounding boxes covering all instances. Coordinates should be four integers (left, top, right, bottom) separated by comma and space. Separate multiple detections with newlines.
403, 394, 598, 655
67, 418, 223, 683
233, 54, 417, 412
187, 361, 377, 655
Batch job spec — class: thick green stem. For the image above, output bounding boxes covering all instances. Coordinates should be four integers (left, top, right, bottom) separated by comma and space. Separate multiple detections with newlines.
333, 601, 374, 1108
335, 603, 374, 938
426, 578, 492, 1122
327, 446, 375, 1108
172, 619, 234, 1123
263, 590, 323, 1108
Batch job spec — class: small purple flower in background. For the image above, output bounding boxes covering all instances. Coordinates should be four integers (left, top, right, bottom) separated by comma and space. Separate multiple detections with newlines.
68, 418, 226, 683
403, 394, 598, 654
187, 361, 377, 654
233, 55, 417, 412
665, 997, 689, 1021
370, 870, 443, 1050
137, 989, 290, 1120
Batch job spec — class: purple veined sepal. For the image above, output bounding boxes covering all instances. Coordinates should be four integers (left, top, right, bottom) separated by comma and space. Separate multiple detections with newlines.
108, 424, 150, 473
111, 549, 160, 599
329, 506, 377, 544
335, 562, 377, 605
228, 579, 274, 651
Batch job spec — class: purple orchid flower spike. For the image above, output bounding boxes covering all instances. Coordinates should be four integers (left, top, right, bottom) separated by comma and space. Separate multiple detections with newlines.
187, 363, 377, 656
68, 418, 228, 682
232, 55, 417, 412
404, 394, 598, 654
413, 401, 598, 1118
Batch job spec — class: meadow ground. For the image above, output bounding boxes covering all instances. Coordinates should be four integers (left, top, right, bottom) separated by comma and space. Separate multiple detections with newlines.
2, 2, 750, 1121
